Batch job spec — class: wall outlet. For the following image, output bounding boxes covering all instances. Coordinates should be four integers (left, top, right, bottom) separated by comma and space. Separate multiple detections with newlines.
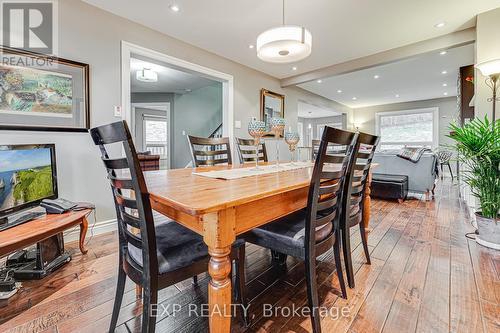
235, 120, 241, 129
114, 106, 122, 117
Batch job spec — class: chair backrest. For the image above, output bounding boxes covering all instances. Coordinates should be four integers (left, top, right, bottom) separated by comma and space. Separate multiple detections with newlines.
90, 121, 158, 277
343, 132, 380, 228
187, 135, 232, 167
235, 137, 268, 164
437, 150, 452, 163
305, 126, 358, 255
312, 139, 344, 160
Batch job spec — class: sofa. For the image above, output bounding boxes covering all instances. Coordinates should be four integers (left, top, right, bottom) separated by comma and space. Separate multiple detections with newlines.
372, 152, 438, 195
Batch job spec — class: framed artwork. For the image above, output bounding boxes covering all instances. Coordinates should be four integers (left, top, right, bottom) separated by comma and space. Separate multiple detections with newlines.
0, 47, 89, 132
260, 88, 284, 137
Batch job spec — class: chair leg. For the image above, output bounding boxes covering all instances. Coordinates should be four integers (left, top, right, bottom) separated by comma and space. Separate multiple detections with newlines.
360, 223, 371, 265
235, 245, 250, 327
447, 163, 454, 180
305, 252, 321, 333
142, 280, 158, 333
109, 265, 127, 333
440, 164, 444, 179
271, 250, 287, 266
333, 233, 347, 299
341, 226, 355, 289
192, 275, 198, 286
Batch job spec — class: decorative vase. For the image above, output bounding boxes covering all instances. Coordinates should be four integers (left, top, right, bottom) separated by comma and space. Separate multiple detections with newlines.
476, 212, 500, 250
248, 118, 267, 170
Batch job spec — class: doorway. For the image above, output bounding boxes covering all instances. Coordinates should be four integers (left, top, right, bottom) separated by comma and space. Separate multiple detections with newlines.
121, 42, 234, 169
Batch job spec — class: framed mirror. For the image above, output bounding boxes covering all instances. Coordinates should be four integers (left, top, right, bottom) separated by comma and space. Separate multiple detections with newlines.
260, 89, 285, 137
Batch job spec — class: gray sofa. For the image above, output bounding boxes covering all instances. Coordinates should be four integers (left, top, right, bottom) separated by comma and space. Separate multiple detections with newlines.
372, 152, 438, 194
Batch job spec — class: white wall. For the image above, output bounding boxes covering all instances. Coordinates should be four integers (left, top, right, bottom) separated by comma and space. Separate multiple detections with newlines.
0, 0, 352, 223
353, 97, 459, 148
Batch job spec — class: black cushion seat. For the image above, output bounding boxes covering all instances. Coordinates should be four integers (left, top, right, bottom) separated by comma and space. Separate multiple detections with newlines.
128, 215, 244, 274
371, 173, 409, 201
242, 210, 333, 260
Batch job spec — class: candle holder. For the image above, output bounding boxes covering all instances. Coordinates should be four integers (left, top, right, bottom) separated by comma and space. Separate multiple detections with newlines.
270, 117, 285, 168
285, 131, 300, 165
248, 118, 267, 171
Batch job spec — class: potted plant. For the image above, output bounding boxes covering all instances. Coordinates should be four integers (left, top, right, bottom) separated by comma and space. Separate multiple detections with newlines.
449, 116, 500, 249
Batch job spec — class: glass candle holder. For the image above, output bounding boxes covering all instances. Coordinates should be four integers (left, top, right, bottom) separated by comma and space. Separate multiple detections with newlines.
270, 117, 286, 168
248, 118, 267, 170
285, 131, 300, 165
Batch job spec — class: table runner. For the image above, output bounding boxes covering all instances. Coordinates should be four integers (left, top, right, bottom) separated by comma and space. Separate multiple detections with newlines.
192, 161, 314, 180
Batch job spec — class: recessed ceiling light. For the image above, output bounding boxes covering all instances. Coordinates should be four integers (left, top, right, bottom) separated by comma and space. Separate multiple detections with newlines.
352, 97, 357, 100
373, 75, 380, 79
292, 66, 297, 71
443, 92, 448, 96
337, 89, 342, 93
442, 83, 448, 87
441, 70, 447, 74
317, 79, 322, 83
169, 4, 180, 12
248, 44, 254, 49
440, 51, 447, 55
435, 22, 446, 28
395, 94, 400, 98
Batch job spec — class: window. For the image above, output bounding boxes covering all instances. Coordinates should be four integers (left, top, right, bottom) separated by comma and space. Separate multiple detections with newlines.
297, 122, 304, 147
143, 116, 168, 158
317, 122, 343, 139
375, 108, 438, 150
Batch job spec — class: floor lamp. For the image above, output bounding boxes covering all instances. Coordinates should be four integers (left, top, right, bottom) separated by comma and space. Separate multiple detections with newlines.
476, 59, 500, 122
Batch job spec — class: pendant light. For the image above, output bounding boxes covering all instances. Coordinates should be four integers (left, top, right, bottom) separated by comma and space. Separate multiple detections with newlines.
256, 0, 312, 63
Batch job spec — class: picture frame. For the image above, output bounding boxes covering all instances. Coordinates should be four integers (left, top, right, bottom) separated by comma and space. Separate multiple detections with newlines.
0, 47, 90, 132
260, 88, 285, 137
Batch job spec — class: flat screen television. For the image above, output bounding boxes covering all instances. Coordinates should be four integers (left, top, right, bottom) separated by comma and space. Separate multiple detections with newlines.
0, 144, 58, 218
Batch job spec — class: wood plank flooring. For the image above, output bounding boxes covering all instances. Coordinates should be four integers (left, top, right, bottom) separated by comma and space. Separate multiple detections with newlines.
1, 179, 499, 333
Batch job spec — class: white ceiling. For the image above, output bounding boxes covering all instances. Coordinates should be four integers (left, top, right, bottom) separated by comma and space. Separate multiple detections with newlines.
84, 0, 499, 79
130, 56, 217, 93
298, 101, 341, 119
299, 43, 475, 108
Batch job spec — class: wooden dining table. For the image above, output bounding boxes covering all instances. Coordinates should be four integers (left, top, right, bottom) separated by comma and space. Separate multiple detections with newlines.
145, 162, 375, 333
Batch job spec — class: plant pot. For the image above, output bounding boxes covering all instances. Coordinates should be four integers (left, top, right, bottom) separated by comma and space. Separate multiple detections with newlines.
476, 212, 500, 250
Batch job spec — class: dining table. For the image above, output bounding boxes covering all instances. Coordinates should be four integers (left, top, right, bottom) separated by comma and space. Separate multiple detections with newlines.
145, 162, 375, 333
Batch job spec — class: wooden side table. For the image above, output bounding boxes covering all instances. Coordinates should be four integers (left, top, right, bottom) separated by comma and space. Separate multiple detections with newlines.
0, 209, 92, 257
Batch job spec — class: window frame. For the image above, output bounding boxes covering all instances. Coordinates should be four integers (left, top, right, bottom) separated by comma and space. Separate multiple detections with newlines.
142, 114, 169, 164
375, 107, 439, 150
317, 122, 343, 139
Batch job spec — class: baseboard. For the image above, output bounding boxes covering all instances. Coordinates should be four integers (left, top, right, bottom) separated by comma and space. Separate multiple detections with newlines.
63, 218, 117, 243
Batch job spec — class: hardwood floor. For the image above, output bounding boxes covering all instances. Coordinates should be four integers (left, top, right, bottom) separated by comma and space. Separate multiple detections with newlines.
1, 180, 499, 333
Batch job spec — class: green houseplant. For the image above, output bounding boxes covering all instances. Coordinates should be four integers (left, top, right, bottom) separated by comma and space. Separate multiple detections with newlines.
449, 116, 500, 249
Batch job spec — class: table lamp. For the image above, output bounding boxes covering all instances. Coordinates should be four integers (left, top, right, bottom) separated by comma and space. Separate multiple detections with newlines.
475, 59, 500, 122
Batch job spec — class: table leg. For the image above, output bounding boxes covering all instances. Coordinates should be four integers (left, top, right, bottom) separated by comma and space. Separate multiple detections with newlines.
79, 217, 89, 254
203, 209, 236, 333
363, 171, 373, 236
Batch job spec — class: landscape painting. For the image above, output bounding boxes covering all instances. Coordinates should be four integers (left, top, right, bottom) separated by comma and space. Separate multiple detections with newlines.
0, 148, 54, 210
0, 65, 73, 117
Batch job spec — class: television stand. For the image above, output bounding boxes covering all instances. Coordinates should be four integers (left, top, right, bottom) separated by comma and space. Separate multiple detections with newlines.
0, 209, 92, 258
0, 209, 46, 232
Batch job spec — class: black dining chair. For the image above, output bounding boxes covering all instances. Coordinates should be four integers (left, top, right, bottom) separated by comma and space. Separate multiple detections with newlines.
243, 127, 359, 333
235, 137, 268, 164
90, 121, 247, 333
340, 132, 380, 289
188, 135, 232, 167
